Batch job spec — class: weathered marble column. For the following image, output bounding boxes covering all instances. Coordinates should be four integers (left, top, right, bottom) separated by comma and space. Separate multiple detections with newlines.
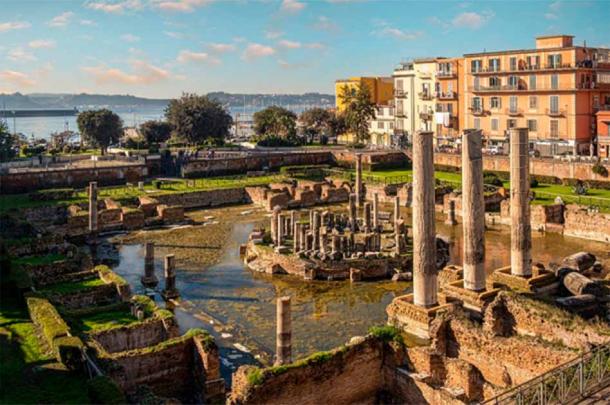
88, 181, 98, 234
312, 211, 321, 250
299, 225, 307, 251
355, 153, 363, 207
348, 193, 357, 231
393, 196, 400, 231
294, 223, 301, 253
275, 296, 292, 366
277, 214, 285, 246
372, 192, 379, 230
510, 127, 532, 277
164, 254, 177, 296
363, 202, 372, 232
445, 200, 457, 226
412, 131, 438, 307
462, 129, 486, 291
331, 231, 341, 258
290, 211, 297, 238
141, 242, 158, 287
271, 206, 281, 246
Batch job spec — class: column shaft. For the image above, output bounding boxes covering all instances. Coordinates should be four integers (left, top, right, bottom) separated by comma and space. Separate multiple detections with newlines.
275, 296, 292, 365
510, 128, 532, 277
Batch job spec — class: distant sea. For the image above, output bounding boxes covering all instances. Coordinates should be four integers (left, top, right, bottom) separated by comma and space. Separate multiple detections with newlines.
2, 104, 332, 140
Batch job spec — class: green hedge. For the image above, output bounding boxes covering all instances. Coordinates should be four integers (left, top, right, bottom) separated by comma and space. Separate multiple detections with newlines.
28, 188, 75, 201
279, 164, 330, 174
87, 376, 126, 404
27, 296, 70, 343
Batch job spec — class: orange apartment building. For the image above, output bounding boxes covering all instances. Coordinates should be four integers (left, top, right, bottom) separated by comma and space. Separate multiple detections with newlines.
463, 35, 610, 156
434, 57, 465, 145
597, 110, 610, 158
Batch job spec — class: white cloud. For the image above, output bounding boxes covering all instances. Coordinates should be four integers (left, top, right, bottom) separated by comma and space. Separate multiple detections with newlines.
312, 16, 337, 31
48, 11, 75, 28
277, 59, 308, 69
28, 39, 57, 49
280, 0, 305, 13
121, 33, 141, 42
544, 13, 558, 20
86, 0, 143, 14
83, 60, 171, 85
242, 43, 275, 61
176, 50, 220, 64
0, 21, 31, 33
278, 39, 301, 49
164, 31, 184, 39
7, 47, 37, 62
549, 1, 562, 12
451, 11, 494, 29
151, 0, 212, 12
208, 43, 236, 53
80, 19, 97, 26
375, 27, 422, 41
265, 30, 284, 39
0, 70, 36, 89
305, 42, 326, 50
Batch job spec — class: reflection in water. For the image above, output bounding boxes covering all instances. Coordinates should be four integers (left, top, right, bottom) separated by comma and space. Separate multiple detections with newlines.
111, 204, 609, 365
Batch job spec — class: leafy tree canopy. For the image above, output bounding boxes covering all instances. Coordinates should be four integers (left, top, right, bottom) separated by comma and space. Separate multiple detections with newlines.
76, 109, 123, 155
139, 120, 173, 144
165, 93, 233, 145
299, 107, 333, 141
0, 121, 16, 162
253, 106, 297, 138
338, 83, 376, 144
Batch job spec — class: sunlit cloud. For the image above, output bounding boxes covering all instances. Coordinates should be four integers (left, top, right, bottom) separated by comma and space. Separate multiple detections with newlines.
0, 21, 31, 33
208, 43, 236, 53
280, 0, 306, 14
29, 40, 57, 49
451, 11, 494, 29
48, 11, 75, 28
80, 19, 97, 26
265, 30, 284, 40
86, 0, 143, 14
312, 16, 338, 32
151, 0, 212, 12
176, 50, 220, 64
278, 39, 301, 49
7, 47, 37, 62
164, 31, 184, 39
83, 60, 171, 85
0, 70, 36, 89
242, 43, 275, 61
121, 34, 141, 42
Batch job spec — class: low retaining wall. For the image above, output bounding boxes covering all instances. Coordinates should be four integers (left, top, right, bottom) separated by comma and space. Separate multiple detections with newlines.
152, 188, 248, 209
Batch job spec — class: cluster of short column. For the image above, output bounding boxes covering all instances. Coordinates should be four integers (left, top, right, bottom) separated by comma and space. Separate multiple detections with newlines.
139, 242, 179, 299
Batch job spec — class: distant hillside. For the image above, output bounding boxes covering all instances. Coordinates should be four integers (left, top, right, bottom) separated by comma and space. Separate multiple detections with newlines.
0, 92, 335, 110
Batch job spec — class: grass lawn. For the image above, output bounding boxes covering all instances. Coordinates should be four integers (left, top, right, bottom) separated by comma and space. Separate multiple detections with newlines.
0, 290, 90, 404
39, 278, 106, 295
72, 309, 139, 333
12, 253, 66, 267
0, 174, 287, 214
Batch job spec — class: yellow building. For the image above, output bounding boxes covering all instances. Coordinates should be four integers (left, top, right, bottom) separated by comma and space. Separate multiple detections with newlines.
463, 35, 610, 156
335, 76, 394, 112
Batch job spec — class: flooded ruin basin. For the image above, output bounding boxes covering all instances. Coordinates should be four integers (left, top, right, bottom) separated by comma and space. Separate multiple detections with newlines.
109, 204, 610, 370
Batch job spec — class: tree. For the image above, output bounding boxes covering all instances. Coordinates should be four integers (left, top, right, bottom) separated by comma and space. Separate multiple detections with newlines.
0, 121, 16, 162
338, 83, 376, 144
299, 107, 332, 143
77, 109, 123, 155
140, 120, 173, 145
165, 93, 233, 145
253, 106, 297, 138
328, 112, 348, 139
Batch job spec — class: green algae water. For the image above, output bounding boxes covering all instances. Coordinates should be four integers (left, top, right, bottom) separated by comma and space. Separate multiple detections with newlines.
109, 204, 609, 371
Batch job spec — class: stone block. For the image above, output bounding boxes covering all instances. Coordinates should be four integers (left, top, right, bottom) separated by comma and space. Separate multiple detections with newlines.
156, 204, 184, 224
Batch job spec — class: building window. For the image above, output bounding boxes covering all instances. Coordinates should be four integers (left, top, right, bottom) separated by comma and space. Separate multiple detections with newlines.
548, 54, 562, 68
377, 122, 384, 130
510, 57, 517, 71
551, 74, 559, 90
593, 95, 600, 108
508, 76, 518, 87
396, 79, 403, 90
550, 95, 559, 114
472, 96, 482, 110
490, 76, 501, 87
550, 120, 559, 137
489, 58, 501, 72
509, 96, 518, 113
527, 119, 537, 132
474, 77, 480, 90
527, 55, 540, 69
507, 119, 517, 129
447, 103, 453, 114
471, 59, 482, 73
529, 96, 538, 109
474, 118, 480, 129
529, 75, 536, 90
490, 97, 501, 109
491, 118, 499, 131
389, 122, 394, 130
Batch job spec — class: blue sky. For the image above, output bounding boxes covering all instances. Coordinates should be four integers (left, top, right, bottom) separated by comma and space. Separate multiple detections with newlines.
1, 0, 609, 98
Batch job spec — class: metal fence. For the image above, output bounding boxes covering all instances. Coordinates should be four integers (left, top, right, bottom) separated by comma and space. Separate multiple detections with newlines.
484, 344, 610, 405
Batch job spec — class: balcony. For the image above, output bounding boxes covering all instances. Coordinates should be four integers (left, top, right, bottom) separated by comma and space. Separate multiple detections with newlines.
546, 108, 566, 117
419, 111, 433, 121
418, 91, 433, 100
394, 89, 407, 97
470, 63, 579, 75
436, 91, 457, 100
505, 108, 523, 116
436, 71, 457, 79
395, 111, 407, 118
469, 107, 486, 116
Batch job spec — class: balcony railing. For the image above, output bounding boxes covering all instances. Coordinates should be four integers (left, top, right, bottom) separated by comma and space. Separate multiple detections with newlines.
418, 91, 433, 100
546, 108, 566, 117
505, 108, 523, 116
470, 63, 580, 74
436, 71, 456, 78
436, 91, 457, 100
394, 89, 407, 97
395, 111, 407, 118
469, 107, 486, 116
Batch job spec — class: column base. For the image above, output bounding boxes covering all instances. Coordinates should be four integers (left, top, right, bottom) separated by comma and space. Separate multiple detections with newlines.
140, 275, 159, 288
162, 289, 180, 300
442, 280, 501, 314
491, 266, 558, 294
387, 293, 458, 339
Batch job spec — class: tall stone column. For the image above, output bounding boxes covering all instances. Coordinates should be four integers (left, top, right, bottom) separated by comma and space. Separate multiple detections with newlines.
141, 242, 158, 287
355, 153, 363, 207
348, 193, 357, 231
163, 254, 178, 298
363, 202, 372, 232
372, 192, 379, 230
393, 196, 400, 231
412, 131, 438, 308
300, 225, 307, 252
271, 206, 281, 246
290, 211, 297, 237
275, 296, 292, 366
88, 181, 98, 234
445, 200, 457, 226
462, 129, 486, 291
294, 223, 301, 253
277, 214, 284, 246
312, 211, 320, 250
510, 127, 532, 277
